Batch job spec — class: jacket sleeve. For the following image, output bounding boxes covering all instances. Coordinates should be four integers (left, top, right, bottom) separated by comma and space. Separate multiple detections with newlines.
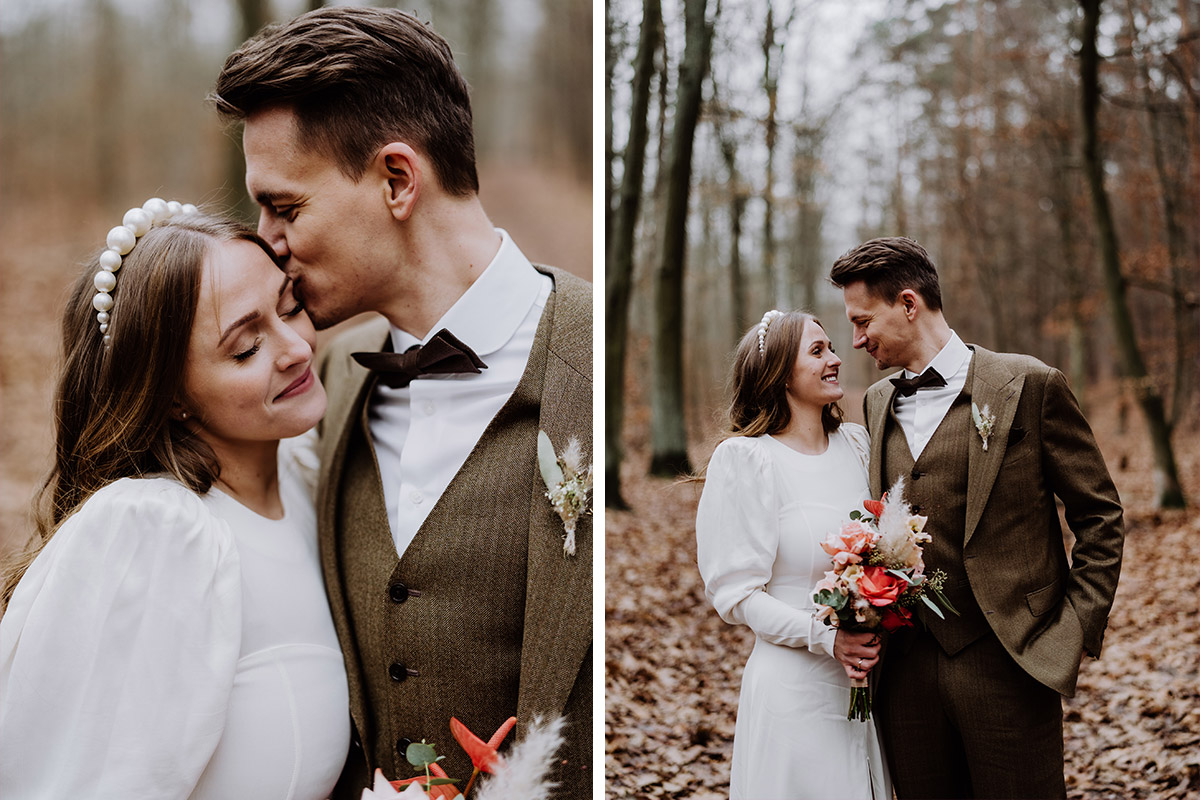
1038, 368, 1125, 655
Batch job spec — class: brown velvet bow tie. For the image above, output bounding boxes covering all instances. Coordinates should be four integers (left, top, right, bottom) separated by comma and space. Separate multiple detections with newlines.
351, 328, 487, 388
890, 367, 947, 397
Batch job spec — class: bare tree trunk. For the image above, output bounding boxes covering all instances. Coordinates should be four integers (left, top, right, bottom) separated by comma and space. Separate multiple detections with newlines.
605, 0, 616, 255
607, 0, 661, 508
1078, 0, 1185, 508
536, 0, 591, 178
718, 130, 748, 337
1052, 135, 1090, 410
1123, 0, 1196, 428
92, 0, 123, 209
710, 76, 749, 337
760, 0, 794, 309
226, 0, 272, 224
650, 0, 714, 477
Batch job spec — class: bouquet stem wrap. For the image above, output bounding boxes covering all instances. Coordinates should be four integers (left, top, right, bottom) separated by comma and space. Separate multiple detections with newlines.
848, 676, 871, 722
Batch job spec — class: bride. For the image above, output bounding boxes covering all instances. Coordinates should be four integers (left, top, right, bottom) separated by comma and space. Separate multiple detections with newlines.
696, 310, 891, 799
0, 200, 349, 798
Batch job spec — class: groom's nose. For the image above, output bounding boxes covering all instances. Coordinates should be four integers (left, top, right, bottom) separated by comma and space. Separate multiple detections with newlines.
258, 213, 290, 261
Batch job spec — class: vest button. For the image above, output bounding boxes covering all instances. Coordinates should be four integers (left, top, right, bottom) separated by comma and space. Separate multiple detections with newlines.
911, 469, 923, 479
398, 737, 413, 756
912, 504, 922, 514
389, 582, 409, 603
389, 662, 410, 682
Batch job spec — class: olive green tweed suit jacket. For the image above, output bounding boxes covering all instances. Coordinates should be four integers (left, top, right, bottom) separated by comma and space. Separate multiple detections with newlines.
314, 266, 592, 798
864, 346, 1124, 697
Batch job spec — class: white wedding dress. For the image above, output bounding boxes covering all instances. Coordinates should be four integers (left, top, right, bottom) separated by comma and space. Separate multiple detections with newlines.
696, 425, 891, 800
0, 435, 350, 799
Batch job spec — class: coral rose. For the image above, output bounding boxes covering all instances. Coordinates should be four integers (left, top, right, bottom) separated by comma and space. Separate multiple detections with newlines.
858, 566, 905, 607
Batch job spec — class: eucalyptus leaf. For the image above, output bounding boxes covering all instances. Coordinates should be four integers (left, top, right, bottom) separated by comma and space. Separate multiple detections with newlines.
814, 588, 847, 611
886, 569, 915, 584
920, 593, 946, 619
932, 585, 961, 616
849, 510, 862, 520
537, 430, 564, 487
424, 778, 461, 786
406, 741, 439, 769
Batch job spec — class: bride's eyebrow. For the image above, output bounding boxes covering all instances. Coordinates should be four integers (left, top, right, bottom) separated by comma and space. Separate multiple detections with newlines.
219, 276, 290, 344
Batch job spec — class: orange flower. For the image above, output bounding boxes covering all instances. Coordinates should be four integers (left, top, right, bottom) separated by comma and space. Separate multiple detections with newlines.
450, 716, 517, 773
863, 497, 885, 519
858, 566, 905, 607
450, 715, 518, 796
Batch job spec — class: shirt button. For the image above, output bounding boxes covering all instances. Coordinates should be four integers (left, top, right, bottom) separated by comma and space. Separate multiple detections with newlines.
411, 489, 424, 505
423, 401, 436, 416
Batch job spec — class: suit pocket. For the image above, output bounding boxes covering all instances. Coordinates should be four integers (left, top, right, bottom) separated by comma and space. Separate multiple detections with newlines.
1025, 577, 1062, 617
1008, 427, 1027, 447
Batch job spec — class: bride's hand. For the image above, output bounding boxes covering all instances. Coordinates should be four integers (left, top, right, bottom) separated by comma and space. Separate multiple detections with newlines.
833, 629, 882, 680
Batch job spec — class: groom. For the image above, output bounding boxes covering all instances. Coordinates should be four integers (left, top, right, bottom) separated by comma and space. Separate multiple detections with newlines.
214, 8, 592, 798
830, 237, 1124, 798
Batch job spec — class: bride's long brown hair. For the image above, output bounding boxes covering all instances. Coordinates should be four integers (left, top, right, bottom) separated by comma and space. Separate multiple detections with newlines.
725, 310, 843, 438
2, 212, 278, 608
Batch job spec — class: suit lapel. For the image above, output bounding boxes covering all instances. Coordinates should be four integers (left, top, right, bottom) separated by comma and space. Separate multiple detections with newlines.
866, 382, 896, 499
316, 320, 389, 754
963, 347, 1024, 546
517, 271, 592, 725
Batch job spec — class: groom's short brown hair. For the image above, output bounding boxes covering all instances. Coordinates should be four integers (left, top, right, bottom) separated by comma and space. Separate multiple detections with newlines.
212, 6, 478, 196
829, 237, 943, 311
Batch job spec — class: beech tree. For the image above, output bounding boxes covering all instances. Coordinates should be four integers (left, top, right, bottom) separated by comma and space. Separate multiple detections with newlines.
1078, 0, 1185, 508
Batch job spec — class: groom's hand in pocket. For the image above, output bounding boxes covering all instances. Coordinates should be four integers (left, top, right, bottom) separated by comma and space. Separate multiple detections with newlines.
833, 629, 882, 681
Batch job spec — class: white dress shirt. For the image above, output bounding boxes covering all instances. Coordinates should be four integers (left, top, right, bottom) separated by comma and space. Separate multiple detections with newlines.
368, 229, 552, 557
892, 331, 973, 459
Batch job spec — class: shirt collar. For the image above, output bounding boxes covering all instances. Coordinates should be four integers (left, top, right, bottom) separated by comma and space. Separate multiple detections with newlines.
904, 330, 970, 379
389, 229, 543, 357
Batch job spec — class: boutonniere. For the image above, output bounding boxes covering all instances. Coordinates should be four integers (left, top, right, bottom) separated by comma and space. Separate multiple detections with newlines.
971, 402, 996, 451
537, 430, 593, 556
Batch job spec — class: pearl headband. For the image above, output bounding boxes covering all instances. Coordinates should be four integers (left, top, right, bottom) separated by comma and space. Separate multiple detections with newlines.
757, 309, 784, 355
93, 198, 199, 344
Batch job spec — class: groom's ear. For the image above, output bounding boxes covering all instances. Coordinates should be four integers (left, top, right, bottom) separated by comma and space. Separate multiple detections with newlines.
898, 289, 921, 320
375, 143, 421, 222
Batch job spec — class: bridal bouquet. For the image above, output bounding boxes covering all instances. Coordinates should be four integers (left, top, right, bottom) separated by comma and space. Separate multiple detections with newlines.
812, 478, 957, 721
359, 715, 565, 800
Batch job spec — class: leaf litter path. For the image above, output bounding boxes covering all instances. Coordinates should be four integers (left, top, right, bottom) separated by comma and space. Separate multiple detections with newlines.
605, 443, 1200, 799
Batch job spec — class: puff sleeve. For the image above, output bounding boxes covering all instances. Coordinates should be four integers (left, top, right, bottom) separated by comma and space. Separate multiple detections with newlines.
695, 438, 837, 658
0, 478, 241, 799
840, 423, 871, 478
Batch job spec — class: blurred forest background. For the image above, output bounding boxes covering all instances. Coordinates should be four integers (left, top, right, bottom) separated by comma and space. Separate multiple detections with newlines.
605, 0, 1199, 797
0, 0, 591, 554
605, 0, 1197, 508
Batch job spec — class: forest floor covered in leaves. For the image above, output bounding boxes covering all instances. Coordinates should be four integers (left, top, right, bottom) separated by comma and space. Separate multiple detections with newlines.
605, 389, 1200, 799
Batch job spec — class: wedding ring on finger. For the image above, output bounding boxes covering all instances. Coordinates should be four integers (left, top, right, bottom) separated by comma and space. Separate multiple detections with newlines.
857, 658, 864, 668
